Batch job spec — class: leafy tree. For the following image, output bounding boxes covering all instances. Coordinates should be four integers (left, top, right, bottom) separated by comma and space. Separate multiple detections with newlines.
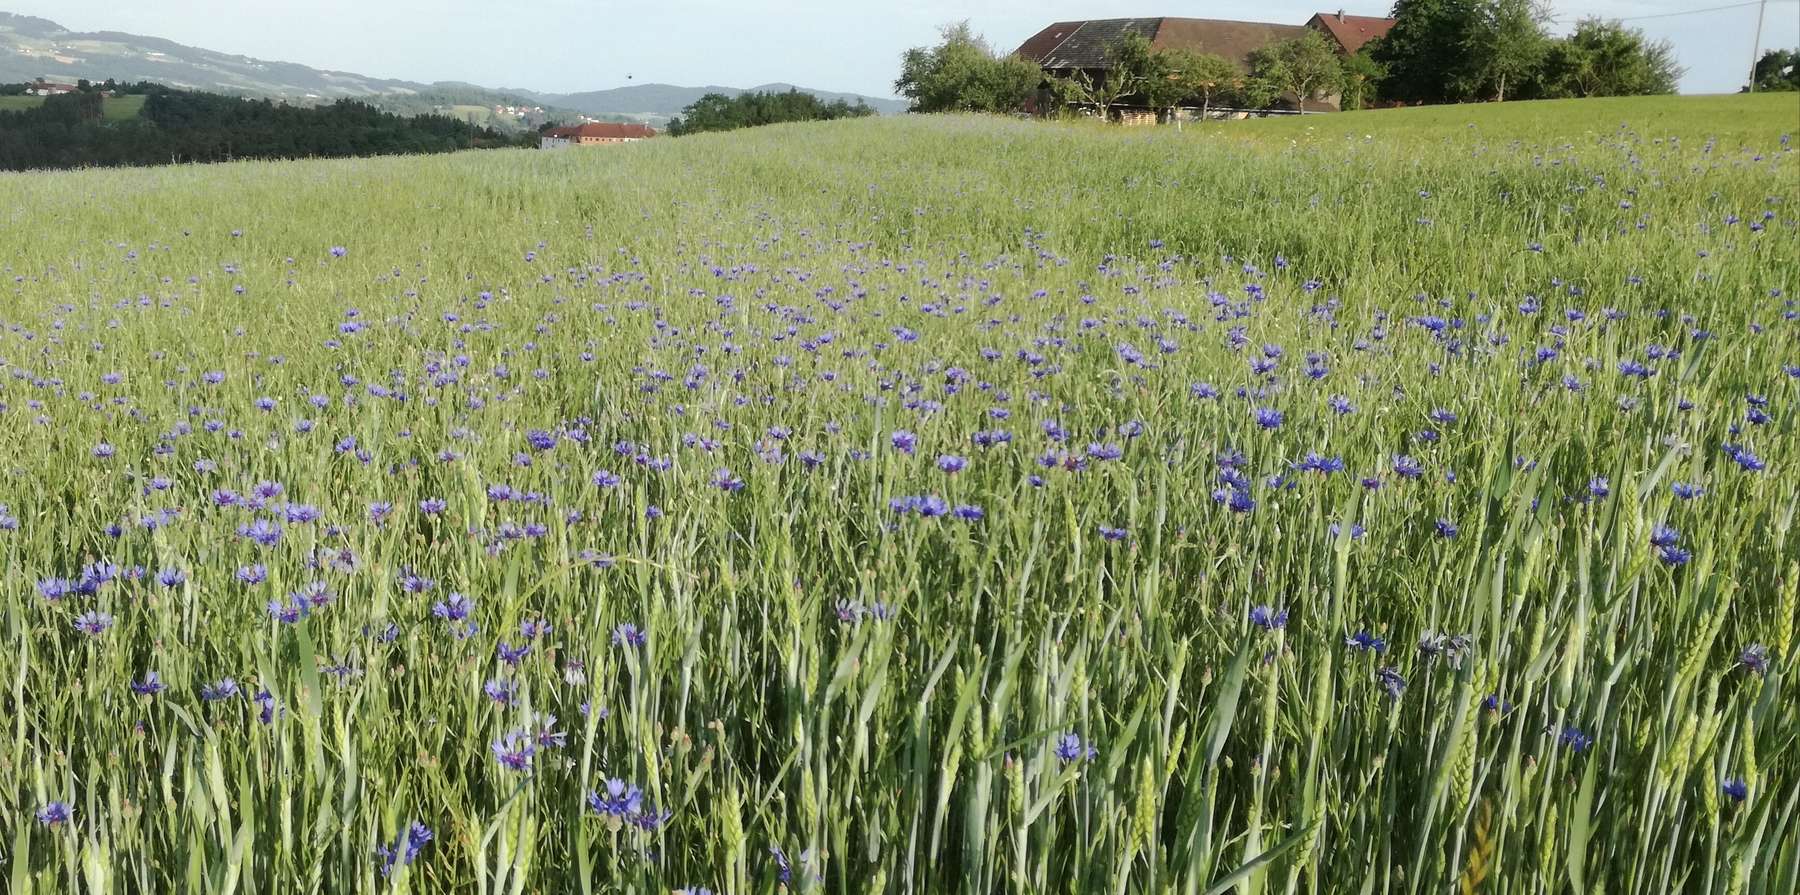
1748, 49, 1800, 92
1536, 18, 1681, 98
1463, 0, 1549, 101
667, 89, 874, 136
1339, 51, 1385, 110
1248, 31, 1343, 111
895, 21, 1041, 114
1370, 0, 1484, 103
1057, 33, 1158, 119
1164, 49, 1244, 118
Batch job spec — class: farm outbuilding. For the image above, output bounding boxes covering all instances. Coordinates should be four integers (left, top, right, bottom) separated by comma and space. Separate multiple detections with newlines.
1014, 11, 1394, 117
539, 123, 657, 149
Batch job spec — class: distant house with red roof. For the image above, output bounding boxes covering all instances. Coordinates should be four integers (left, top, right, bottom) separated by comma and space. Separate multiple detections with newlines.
26, 79, 78, 96
539, 122, 657, 149
1305, 10, 1396, 56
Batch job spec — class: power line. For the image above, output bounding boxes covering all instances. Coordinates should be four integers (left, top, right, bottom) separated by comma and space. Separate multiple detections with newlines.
1613, 0, 1791, 22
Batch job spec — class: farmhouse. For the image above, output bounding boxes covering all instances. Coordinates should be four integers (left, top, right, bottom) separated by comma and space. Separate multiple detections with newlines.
1304, 10, 1396, 55
26, 79, 78, 96
1015, 10, 1394, 115
539, 123, 657, 149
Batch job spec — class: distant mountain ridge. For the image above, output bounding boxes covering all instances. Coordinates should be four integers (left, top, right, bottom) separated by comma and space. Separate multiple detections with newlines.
0, 11, 905, 126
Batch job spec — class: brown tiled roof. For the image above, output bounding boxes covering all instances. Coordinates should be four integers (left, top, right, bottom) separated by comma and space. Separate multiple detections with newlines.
547, 123, 657, 140
1305, 12, 1396, 55
1015, 17, 1313, 72
1150, 18, 1314, 70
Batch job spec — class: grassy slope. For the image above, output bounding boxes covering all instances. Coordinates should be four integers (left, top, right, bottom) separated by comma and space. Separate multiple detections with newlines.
1220, 94, 1800, 146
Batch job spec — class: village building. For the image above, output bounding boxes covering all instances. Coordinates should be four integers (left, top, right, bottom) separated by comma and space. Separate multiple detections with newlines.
539, 122, 657, 149
1015, 11, 1394, 117
25, 79, 78, 96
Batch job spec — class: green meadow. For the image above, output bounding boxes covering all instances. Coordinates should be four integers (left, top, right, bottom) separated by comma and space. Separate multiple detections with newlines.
0, 93, 1794, 893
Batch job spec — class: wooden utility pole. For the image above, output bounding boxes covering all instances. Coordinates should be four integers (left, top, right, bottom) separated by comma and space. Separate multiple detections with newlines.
1747, 0, 1767, 92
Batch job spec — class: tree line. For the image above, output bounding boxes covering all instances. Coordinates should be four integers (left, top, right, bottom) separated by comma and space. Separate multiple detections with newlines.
896, 2, 1720, 117
0, 86, 529, 171
1372, 0, 1681, 103
666, 89, 876, 136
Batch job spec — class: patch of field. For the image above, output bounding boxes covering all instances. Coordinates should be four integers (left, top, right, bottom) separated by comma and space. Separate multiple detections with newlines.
101, 93, 146, 120
0, 95, 1792, 893
0, 93, 147, 118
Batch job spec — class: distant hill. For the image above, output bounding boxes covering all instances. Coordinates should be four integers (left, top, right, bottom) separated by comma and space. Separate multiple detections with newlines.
543, 83, 909, 123
0, 12, 906, 130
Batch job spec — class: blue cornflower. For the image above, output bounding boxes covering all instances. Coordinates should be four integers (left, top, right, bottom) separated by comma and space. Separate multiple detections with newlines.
1649, 524, 1681, 547
131, 671, 166, 696
483, 679, 515, 705
612, 623, 647, 648
1559, 725, 1594, 752
710, 468, 745, 492
1054, 732, 1097, 763
432, 592, 473, 621
156, 567, 186, 588
419, 497, 448, 514
1085, 443, 1123, 462
491, 730, 535, 771
1375, 666, 1406, 700
890, 430, 917, 454
1587, 477, 1610, 499
253, 689, 278, 724
1724, 443, 1766, 472
497, 642, 531, 666
397, 567, 435, 594
36, 801, 71, 827
237, 519, 283, 547
1738, 643, 1769, 676
1345, 630, 1388, 653
73, 611, 114, 636
376, 822, 434, 877
1249, 605, 1288, 630
1480, 693, 1514, 714
1657, 545, 1691, 566
1434, 518, 1459, 539
267, 599, 307, 624
1096, 525, 1129, 542
1252, 407, 1283, 430
937, 454, 969, 472
36, 577, 74, 601
586, 778, 644, 817
1721, 777, 1749, 802
952, 504, 985, 522
236, 564, 268, 585
1296, 452, 1344, 474
200, 678, 240, 702
1393, 455, 1425, 479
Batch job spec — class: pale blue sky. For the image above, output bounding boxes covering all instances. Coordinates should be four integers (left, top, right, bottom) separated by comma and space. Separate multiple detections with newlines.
9, 0, 1798, 98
